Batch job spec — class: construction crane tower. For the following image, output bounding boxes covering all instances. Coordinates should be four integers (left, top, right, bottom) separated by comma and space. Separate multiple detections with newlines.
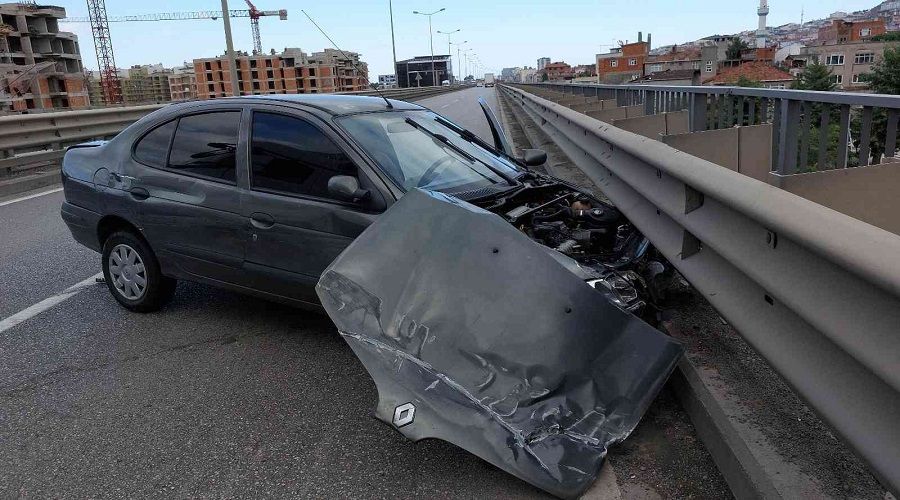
86, 0, 122, 104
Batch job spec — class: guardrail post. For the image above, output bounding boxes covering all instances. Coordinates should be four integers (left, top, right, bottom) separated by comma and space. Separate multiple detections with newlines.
690, 93, 707, 132
837, 104, 851, 168
644, 90, 656, 116
776, 99, 801, 175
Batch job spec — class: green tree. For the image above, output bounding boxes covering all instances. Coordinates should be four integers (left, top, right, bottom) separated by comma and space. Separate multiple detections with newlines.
734, 75, 762, 87
726, 38, 750, 60
859, 45, 900, 94
792, 62, 835, 91
541, 72, 549, 82
871, 32, 900, 42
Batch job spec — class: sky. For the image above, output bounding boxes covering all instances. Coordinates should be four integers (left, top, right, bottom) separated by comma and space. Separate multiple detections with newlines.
56, 0, 880, 78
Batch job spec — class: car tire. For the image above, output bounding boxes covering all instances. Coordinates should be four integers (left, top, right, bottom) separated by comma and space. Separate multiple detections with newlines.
101, 230, 176, 312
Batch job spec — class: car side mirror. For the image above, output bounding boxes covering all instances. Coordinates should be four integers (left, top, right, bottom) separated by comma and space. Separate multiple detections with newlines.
328, 175, 370, 203
521, 149, 547, 167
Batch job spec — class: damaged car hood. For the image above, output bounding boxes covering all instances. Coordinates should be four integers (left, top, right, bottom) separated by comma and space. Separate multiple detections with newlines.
316, 189, 683, 499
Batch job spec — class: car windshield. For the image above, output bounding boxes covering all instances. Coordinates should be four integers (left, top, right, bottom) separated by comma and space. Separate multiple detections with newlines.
336, 110, 520, 195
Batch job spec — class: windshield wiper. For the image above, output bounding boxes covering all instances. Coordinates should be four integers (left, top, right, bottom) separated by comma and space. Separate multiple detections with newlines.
415, 117, 519, 186
405, 117, 476, 163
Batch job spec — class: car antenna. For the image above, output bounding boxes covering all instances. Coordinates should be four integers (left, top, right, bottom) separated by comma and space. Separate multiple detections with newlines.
301, 10, 393, 109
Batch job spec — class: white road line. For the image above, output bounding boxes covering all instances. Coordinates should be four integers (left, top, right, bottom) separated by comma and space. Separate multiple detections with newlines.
0, 272, 102, 334
0, 187, 63, 207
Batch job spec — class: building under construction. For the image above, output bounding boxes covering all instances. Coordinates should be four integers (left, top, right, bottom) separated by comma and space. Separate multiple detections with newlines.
194, 47, 369, 99
0, 3, 88, 112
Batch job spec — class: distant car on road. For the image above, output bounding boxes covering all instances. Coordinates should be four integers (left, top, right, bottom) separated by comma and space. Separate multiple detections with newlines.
441, 79, 450, 86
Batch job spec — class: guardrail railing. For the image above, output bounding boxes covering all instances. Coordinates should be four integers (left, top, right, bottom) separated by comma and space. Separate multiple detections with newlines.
0, 85, 465, 179
523, 82, 900, 175
501, 83, 900, 495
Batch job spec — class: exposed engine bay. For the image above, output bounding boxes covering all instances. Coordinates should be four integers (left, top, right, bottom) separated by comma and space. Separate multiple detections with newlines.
474, 171, 673, 318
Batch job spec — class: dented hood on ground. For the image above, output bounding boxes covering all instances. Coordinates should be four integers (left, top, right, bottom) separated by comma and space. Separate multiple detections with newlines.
315, 189, 683, 499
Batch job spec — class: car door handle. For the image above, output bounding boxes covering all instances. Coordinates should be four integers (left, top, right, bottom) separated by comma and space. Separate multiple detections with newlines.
129, 187, 150, 200
250, 212, 275, 229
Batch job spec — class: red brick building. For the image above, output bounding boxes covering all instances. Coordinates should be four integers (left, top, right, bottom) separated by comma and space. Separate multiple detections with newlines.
703, 61, 794, 88
195, 48, 368, 99
596, 41, 649, 84
539, 62, 572, 81
817, 18, 886, 45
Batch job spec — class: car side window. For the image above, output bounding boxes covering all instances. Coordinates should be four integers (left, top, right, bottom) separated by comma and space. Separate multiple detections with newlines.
250, 112, 357, 200
133, 119, 176, 168
168, 111, 240, 183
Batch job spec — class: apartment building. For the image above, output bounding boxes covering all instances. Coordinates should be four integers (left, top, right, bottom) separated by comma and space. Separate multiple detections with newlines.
539, 61, 573, 82
537, 57, 550, 70
88, 64, 173, 105
644, 48, 701, 76
0, 3, 88, 112
816, 18, 886, 45
168, 63, 197, 101
195, 47, 368, 99
804, 41, 888, 90
596, 34, 650, 84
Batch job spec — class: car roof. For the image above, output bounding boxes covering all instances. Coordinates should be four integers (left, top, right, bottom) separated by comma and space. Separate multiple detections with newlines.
196, 94, 425, 115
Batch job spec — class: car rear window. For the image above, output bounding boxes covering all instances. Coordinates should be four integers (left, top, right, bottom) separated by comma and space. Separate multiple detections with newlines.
133, 119, 176, 168
168, 112, 240, 183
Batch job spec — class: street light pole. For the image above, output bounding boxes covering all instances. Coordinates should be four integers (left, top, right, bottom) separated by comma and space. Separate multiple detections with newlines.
413, 8, 444, 86
437, 29, 460, 82
389, 0, 398, 87
220, 0, 240, 96
450, 40, 467, 83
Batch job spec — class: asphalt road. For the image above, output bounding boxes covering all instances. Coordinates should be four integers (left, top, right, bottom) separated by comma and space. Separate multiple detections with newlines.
0, 90, 559, 498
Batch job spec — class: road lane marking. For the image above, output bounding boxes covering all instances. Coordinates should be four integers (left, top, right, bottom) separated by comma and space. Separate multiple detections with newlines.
0, 272, 102, 334
0, 187, 63, 207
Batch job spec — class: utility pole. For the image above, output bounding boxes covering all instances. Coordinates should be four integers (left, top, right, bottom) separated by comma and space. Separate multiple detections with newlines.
413, 8, 444, 86
221, 0, 241, 96
389, 0, 398, 87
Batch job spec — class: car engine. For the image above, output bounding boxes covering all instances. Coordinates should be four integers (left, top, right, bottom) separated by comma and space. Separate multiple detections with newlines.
476, 173, 672, 319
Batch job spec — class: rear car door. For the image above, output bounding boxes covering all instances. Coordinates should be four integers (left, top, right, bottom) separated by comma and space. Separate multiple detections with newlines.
240, 106, 387, 303
127, 107, 250, 286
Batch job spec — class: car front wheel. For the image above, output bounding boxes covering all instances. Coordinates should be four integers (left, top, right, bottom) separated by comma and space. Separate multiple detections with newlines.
101, 231, 176, 312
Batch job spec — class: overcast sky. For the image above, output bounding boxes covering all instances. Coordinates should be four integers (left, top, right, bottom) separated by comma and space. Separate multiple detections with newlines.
56, 0, 878, 77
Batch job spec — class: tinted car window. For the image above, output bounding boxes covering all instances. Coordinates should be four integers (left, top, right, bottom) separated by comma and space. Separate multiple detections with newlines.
133, 119, 176, 168
168, 112, 240, 182
251, 112, 356, 199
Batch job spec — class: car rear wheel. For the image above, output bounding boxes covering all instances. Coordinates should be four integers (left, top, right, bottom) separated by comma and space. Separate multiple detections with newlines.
102, 231, 176, 312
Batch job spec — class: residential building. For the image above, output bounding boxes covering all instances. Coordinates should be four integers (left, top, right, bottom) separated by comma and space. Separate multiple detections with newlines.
537, 57, 550, 70
395, 55, 451, 87
378, 74, 397, 88
518, 67, 537, 83
644, 47, 701, 76
0, 3, 89, 111
539, 61, 572, 82
703, 61, 794, 88
816, 18, 886, 45
802, 41, 888, 90
169, 63, 197, 101
501, 67, 519, 81
596, 33, 650, 84
633, 69, 700, 86
195, 47, 368, 99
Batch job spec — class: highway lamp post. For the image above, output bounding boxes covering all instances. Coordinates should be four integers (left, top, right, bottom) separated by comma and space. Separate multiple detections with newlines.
437, 29, 460, 82
450, 39, 467, 83
461, 49, 472, 81
220, 0, 240, 96
413, 8, 444, 86
389, 0, 398, 87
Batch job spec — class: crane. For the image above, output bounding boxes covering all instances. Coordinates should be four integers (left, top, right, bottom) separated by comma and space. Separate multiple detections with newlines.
62, 3, 288, 55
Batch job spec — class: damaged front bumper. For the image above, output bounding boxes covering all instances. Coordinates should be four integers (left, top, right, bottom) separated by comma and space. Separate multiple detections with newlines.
316, 189, 683, 499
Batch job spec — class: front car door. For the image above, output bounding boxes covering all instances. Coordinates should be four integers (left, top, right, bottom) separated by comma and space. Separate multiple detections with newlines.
240, 105, 389, 304
125, 106, 250, 286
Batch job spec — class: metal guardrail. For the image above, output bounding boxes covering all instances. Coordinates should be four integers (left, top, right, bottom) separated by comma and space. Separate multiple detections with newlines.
0, 85, 466, 178
524, 82, 900, 175
500, 83, 900, 495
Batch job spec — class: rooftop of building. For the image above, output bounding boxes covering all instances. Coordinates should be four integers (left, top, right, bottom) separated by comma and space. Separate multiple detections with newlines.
704, 61, 794, 85
648, 48, 702, 62
228, 94, 423, 114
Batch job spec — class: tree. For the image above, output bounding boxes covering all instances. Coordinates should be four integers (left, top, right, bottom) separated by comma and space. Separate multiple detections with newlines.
871, 32, 900, 42
726, 38, 750, 60
541, 72, 549, 82
792, 61, 835, 91
859, 45, 900, 94
734, 75, 762, 88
